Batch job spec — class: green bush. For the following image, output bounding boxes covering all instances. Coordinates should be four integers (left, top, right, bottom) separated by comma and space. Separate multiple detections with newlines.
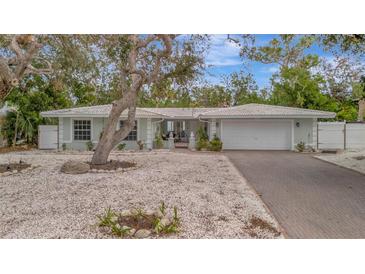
196, 126, 209, 150
62, 143, 67, 151
154, 134, 164, 149
208, 135, 223, 151
86, 140, 94, 151
117, 143, 126, 151
295, 141, 305, 152
196, 139, 209, 151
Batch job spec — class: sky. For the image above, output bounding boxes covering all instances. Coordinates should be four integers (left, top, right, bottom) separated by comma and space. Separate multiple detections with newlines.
204, 34, 331, 89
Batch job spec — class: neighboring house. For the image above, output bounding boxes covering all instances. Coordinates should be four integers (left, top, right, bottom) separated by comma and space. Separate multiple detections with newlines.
40, 103, 335, 151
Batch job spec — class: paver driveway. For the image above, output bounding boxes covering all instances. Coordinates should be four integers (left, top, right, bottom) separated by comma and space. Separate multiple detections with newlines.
225, 151, 365, 238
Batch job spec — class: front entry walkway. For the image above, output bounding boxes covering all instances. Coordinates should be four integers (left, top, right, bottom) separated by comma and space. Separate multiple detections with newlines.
225, 151, 365, 238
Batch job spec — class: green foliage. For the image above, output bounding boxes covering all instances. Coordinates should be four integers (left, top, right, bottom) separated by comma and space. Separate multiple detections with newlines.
154, 134, 164, 149
117, 143, 126, 151
196, 126, 209, 150
208, 134, 223, 151
295, 141, 305, 152
86, 140, 93, 151
97, 207, 117, 227
159, 201, 166, 216
224, 71, 267, 105
97, 207, 131, 237
2, 76, 71, 145
153, 203, 180, 234
191, 85, 231, 107
62, 143, 67, 151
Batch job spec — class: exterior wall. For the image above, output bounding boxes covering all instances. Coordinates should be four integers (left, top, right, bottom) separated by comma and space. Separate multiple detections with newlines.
61, 117, 148, 151
293, 118, 314, 147
58, 116, 313, 151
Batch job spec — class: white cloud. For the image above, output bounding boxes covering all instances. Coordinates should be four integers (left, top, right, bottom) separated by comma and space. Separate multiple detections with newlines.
205, 35, 241, 67
260, 65, 279, 74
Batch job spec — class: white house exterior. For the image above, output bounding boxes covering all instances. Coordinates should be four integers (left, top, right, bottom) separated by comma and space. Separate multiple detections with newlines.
40, 103, 335, 151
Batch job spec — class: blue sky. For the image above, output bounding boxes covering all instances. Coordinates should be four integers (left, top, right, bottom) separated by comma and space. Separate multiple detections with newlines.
204, 34, 331, 88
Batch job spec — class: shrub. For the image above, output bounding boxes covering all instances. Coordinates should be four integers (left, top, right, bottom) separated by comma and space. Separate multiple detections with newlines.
154, 134, 164, 149
86, 140, 93, 151
61, 143, 67, 151
196, 139, 209, 151
208, 134, 223, 151
196, 126, 209, 151
296, 141, 305, 152
117, 143, 126, 151
137, 140, 144, 150
97, 202, 180, 238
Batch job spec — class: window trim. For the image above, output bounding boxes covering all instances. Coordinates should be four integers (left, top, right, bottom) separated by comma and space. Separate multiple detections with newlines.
71, 118, 93, 142
118, 119, 138, 141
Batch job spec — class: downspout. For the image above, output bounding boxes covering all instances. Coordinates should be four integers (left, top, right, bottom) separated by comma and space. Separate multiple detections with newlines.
152, 118, 165, 136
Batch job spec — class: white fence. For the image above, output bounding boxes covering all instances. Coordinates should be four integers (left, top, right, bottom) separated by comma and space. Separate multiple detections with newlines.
38, 125, 58, 149
317, 122, 365, 150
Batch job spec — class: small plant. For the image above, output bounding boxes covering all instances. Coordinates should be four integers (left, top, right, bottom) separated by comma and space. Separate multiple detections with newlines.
61, 143, 67, 151
159, 201, 166, 215
296, 141, 305, 152
208, 134, 223, 151
117, 143, 126, 151
97, 203, 180, 238
97, 207, 117, 227
137, 140, 144, 150
154, 134, 164, 149
86, 140, 93, 151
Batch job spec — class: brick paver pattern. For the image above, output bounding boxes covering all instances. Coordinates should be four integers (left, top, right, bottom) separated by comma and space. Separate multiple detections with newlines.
225, 151, 365, 239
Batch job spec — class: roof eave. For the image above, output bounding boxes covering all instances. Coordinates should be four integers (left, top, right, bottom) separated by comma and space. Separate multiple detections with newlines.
199, 114, 336, 119
40, 113, 167, 119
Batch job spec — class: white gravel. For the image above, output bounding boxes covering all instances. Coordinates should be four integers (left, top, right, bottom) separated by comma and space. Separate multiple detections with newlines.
315, 149, 365, 174
0, 150, 283, 239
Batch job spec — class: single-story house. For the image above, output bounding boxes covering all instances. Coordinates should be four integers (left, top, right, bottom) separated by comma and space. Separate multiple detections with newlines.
40, 103, 336, 151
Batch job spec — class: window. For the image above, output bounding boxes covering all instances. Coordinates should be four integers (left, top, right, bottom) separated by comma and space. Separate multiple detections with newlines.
73, 120, 91, 141
167, 121, 174, 132
120, 120, 137, 141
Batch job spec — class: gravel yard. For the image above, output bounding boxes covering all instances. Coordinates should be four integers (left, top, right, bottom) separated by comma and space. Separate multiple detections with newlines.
315, 149, 365, 175
0, 150, 282, 239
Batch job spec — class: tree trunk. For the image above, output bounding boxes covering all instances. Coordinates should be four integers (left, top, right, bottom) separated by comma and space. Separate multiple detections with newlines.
91, 93, 137, 165
358, 99, 365, 122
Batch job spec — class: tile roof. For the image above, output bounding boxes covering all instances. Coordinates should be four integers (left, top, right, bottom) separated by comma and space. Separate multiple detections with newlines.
41, 103, 336, 119
198, 104, 336, 118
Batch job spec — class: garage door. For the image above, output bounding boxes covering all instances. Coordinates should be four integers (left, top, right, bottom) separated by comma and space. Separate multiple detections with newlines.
38, 125, 58, 149
221, 119, 292, 150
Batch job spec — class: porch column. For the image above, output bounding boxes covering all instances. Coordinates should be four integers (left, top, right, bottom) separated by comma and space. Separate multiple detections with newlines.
146, 118, 152, 150
312, 118, 318, 150
58, 117, 63, 150
209, 118, 216, 140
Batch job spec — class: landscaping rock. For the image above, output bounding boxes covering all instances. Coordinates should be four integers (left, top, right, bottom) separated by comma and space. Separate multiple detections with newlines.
134, 229, 151, 238
2, 171, 11, 176
61, 161, 90, 174
129, 228, 136, 236
121, 210, 131, 217
160, 217, 170, 227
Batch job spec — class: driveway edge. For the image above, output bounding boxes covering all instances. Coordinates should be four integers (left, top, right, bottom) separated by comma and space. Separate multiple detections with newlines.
223, 155, 288, 239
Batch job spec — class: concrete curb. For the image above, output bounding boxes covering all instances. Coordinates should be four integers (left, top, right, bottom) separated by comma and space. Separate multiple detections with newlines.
313, 155, 365, 177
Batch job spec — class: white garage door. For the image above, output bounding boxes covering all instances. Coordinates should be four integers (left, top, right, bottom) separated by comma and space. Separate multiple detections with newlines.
222, 119, 292, 150
38, 125, 58, 149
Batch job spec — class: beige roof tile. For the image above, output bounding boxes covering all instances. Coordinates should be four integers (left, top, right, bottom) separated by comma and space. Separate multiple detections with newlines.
41, 103, 336, 119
